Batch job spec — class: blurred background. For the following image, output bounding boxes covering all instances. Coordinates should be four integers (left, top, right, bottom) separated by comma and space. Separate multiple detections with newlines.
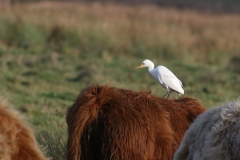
0, 0, 239, 159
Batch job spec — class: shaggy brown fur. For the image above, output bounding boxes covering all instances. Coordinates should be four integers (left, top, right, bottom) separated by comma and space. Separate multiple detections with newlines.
66, 84, 206, 160
0, 101, 46, 160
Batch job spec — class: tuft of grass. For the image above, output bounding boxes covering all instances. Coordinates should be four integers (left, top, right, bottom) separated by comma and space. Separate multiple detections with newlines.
35, 110, 67, 160
0, 17, 46, 48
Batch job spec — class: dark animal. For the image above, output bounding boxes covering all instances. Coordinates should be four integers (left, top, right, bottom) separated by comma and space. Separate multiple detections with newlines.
66, 84, 206, 160
0, 100, 46, 160
174, 100, 240, 160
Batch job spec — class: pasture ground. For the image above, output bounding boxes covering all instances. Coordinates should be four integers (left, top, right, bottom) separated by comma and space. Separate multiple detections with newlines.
0, 2, 239, 159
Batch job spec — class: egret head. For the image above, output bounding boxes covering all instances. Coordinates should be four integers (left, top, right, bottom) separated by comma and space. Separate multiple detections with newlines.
136, 59, 153, 69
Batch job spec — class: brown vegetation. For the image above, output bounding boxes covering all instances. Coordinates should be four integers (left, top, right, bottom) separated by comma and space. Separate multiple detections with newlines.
0, 100, 46, 160
1, 2, 240, 59
66, 84, 206, 160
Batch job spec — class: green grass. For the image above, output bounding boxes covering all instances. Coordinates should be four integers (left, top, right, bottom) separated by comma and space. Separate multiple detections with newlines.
36, 110, 67, 160
0, 2, 240, 159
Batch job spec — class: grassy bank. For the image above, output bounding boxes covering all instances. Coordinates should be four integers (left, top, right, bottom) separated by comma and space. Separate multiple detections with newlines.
0, 2, 239, 159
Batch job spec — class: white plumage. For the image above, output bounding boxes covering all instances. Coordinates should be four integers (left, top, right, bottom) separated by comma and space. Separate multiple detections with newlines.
136, 59, 184, 98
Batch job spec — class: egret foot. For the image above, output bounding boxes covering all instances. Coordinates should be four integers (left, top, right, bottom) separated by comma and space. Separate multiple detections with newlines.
162, 89, 170, 98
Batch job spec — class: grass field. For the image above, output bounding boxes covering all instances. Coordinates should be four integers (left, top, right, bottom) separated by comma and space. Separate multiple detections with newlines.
0, 2, 240, 159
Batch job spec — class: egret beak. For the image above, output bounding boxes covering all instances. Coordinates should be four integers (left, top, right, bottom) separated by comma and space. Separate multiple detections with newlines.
136, 64, 144, 69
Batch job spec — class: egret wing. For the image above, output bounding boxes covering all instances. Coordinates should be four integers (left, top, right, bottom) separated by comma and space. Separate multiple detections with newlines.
178, 79, 183, 86
156, 66, 184, 94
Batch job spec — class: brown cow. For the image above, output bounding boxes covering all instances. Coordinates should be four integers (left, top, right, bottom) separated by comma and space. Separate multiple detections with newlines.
66, 84, 206, 160
0, 100, 46, 160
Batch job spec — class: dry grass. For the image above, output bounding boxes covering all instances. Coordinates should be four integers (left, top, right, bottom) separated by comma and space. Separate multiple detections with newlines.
1, 2, 240, 59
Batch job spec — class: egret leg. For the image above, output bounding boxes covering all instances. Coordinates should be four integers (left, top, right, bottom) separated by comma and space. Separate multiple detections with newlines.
166, 91, 171, 98
162, 92, 168, 98
167, 93, 170, 98
162, 88, 170, 98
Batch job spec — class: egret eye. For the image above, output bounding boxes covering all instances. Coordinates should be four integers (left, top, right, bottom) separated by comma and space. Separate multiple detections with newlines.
143, 63, 145, 65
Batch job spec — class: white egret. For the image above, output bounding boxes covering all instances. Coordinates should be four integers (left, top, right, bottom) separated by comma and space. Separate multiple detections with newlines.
136, 59, 184, 98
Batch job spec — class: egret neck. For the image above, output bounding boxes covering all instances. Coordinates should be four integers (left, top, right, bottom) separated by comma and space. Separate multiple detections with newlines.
147, 62, 154, 73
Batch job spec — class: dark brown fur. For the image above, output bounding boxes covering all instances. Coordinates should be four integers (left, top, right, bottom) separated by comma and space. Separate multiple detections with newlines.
0, 101, 46, 160
66, 84, 206, 160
